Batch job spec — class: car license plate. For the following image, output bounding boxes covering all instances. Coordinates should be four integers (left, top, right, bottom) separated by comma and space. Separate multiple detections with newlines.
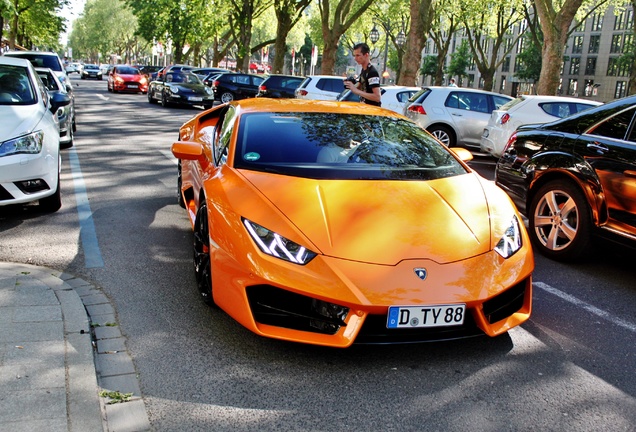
127, 84, 137, 88
387, 304, 465, 328
189, 97, 203, 101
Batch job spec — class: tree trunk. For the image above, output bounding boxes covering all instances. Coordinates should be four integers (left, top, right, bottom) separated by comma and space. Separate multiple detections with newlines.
399, 0, 433, 86
534, 0, 585, 95
272, 14, 292, 74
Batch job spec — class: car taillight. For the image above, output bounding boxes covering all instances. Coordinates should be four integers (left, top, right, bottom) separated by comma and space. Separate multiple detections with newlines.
213, 80, 220, 87
407, 104, 426, 115
500, 113, 510, 125
502, 132, 517, 154
297, 89, 308, 96
259, 85, 266, 92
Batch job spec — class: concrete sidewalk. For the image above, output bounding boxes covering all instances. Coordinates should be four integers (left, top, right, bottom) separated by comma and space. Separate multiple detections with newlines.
0, 262, 150, 432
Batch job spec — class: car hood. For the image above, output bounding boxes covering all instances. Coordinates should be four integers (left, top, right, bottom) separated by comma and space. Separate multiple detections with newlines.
0, 104, 47, 143
169, 83, 206, 92
241, 171, 493, 265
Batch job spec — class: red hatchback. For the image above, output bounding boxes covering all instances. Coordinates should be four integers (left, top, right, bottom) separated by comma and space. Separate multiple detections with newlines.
107, 65, 148, 94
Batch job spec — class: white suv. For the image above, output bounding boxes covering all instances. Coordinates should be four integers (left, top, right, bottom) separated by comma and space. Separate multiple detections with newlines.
403, 86, 512, 148
3, 51, 68, 86
295, 75, 345, 100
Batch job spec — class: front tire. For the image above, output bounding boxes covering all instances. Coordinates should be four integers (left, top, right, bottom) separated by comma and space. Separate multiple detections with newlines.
39, 173, 62, 213
193, 201, 216, 306
161, 93, 170, 107
529, 179, 592, 261
427, 125, 454, 147
177, 160, 185, 208
148, 90, 156, 104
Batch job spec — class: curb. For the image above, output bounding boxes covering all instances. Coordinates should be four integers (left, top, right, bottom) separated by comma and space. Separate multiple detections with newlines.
0, 263, 151, 432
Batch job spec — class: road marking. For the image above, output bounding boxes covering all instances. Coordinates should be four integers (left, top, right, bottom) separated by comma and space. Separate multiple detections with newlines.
67, 146, 104, 268
96, 94, 110, 101
534, 281, 636, 333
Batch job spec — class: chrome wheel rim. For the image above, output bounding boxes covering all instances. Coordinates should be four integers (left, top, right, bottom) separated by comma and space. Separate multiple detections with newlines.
533, 189, 579, 251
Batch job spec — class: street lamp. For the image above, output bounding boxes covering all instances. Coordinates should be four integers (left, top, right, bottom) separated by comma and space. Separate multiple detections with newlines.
370, 21, 406, 84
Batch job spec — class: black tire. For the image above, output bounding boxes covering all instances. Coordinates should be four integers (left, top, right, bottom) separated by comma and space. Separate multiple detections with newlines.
427, 125, 454, 147
148, 90, 156, 104
203, 104, 213, 110
61, 126, 73, 149
39, 173, 62, 213
529, 179, 593, 262
177, 160, 185, 208
220, 92, 234, 103
193, 201, 216, 306
161, 93, 170, 107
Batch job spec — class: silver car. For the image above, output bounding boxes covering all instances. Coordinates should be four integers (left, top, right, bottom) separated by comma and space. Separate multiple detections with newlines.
403, 86, 513, 148
35, 67, 76, 148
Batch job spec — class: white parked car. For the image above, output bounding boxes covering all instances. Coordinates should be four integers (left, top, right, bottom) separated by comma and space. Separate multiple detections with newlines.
295, 75, 345, 100
0, 56, 70, 212
337, 85, 421, 114
403, 86, 513, 148
480, 95, 603, 158
3, 50, 68, 87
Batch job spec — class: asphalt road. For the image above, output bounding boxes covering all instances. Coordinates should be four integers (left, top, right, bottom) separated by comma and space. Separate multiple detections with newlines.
1, 75, 635, 431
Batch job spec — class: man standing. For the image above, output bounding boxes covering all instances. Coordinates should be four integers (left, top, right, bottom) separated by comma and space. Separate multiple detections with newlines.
344, 43, 381, 106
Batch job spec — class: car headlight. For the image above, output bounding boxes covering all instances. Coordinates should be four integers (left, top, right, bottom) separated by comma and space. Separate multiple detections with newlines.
243, 218, 317, 265
168, 85, 179, 93
0, 131, 44, 157
205, 87, 213, 95
494, 215, 522, 259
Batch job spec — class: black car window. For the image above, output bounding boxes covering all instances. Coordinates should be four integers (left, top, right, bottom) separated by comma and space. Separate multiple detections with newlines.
251, 76, 264, 85
317, 78, 342, 92
541, 102, 573, 118
446, 92, 477, 111
588, 107, 636, 141
236, 75, 250, 85
36, 71, 59, 91
7, 53, 62, 72
234, 112, 468, 181
493, 95, 512, 109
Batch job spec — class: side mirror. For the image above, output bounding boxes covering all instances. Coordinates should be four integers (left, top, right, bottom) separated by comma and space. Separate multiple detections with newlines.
65, 83, 73, 93
49, 92, 71, 114
449, 147, 474, 162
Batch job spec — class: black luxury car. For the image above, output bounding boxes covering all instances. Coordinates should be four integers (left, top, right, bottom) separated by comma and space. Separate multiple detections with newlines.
147, 71, 215, 108
210, 72, 264, 103
495, 95, 636, 261
256, 74, 304, 98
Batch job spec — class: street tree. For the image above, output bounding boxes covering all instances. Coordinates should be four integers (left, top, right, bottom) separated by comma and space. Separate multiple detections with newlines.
315, 0, 376, 74
398, 0, 434, 86
446, 39, 471, 86
269, 0, 312, 74
428, 1, 460, 86
460, 0, 525, 91
5, 0, 67, 50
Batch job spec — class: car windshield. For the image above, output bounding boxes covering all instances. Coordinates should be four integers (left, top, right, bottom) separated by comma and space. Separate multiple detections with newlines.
0, 65, 36, 105
167, 72, 201, 84
7, 53, 62, 72
85, 64, 99, 70
116, 67, 139, 75
233, 112, 468, 180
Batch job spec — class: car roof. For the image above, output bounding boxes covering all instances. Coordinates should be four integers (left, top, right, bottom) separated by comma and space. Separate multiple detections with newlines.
4, 50, 59, 56
0, 56, 32, 67
228, 97, 399, 116
516, 94, 602, 105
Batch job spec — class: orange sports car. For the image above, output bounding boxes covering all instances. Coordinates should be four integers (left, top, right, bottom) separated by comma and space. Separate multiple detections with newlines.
172, 99, 534, 348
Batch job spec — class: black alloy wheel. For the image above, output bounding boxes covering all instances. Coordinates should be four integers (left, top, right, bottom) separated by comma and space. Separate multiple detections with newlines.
193, 201, 216, 306
148, 89, 156, 104
161, 92, 170, 107
529, 179, 592, 261
220, 92, 234, 103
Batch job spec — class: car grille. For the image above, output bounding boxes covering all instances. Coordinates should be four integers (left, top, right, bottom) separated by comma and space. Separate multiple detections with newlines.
482, 280, 527, 324
355, 313, 484, 344
246, 285, 348, 335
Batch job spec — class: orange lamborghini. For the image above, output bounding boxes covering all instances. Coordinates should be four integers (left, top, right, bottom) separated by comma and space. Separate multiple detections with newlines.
172, 98, 534, 348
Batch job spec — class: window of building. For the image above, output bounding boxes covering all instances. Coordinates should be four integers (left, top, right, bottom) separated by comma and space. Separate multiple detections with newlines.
611, 34, 623, 53
514, 57, 523, 73
607, 57, 619, 76
615, 12, 625, 30
502, 56, 510, 72
516, 37, 525, 54
627, 9, 634, 30
591, 14, 604, 31
569, 57, 580, 75
624, 34, 634, 53
584, 79, 595, 96
479, 77, 485, 89
467, 74, 475, 88
588, 35, 601, 53
500, 76, 507, 92
618, 59, 630, 76
574, 20, 586, 33
568, 79, 578, 96
585, 57, 597, 75
572, 35, 584, 53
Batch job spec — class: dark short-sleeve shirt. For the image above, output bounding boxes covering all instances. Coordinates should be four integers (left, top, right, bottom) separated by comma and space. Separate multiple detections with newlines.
359, 64, 381, 106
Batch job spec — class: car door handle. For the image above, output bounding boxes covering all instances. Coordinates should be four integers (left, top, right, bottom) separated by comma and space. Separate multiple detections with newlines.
587, 142, 609, 153
452, 113, 463, 117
